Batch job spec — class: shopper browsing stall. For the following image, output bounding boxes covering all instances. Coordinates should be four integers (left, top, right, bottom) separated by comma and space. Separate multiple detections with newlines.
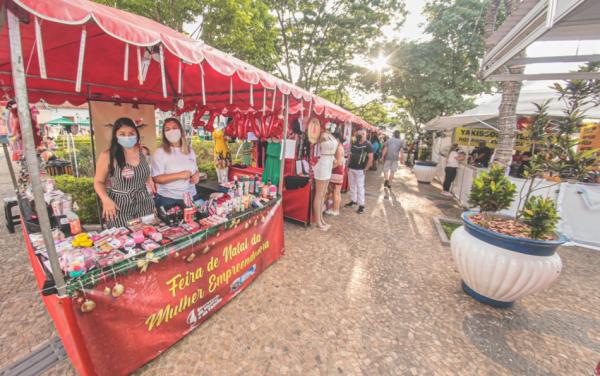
442, 144, 465, 196
94, 117, 156, 228
345, 129, 373, 214
152, 118, 201, 208
325, 132, 346, 217
312, 130, 338, 231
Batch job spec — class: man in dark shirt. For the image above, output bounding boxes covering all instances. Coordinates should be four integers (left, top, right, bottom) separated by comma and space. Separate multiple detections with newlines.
470, 141, 493, 167
345, 129, 373, 214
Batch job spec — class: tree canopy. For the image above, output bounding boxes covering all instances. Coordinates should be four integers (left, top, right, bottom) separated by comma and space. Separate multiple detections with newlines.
93, 0, 278, 71
374, 0, 491, 128
267, 0, 407, 93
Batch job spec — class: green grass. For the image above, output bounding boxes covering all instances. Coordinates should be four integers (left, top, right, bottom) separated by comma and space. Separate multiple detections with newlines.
440, 220, 461, 239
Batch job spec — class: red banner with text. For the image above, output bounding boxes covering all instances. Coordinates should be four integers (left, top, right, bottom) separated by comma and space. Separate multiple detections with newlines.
71, 202, 285, 376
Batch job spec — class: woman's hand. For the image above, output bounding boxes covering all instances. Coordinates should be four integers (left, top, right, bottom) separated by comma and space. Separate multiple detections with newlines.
190, 171, 201, 184
179, 170, 193, 180
147, 178, 156, 194
102, 198, 118, 222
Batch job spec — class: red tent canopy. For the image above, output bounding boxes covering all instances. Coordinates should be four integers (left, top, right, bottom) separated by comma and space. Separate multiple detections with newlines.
0, 0, 375, 130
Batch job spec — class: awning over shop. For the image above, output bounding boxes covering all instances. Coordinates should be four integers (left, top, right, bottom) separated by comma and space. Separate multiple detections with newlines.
424, 85, 600, 131
43, 116, 75, 126
0, 0, 375, 130
480, 0, 600, 81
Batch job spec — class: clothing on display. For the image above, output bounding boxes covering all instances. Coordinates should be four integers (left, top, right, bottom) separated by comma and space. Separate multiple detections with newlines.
313, 134, 337, 181
262, 141, 282, 187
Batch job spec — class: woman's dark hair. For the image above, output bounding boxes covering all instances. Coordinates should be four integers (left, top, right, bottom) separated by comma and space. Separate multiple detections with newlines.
332, 131, 344, 144
109, 117, 140, 176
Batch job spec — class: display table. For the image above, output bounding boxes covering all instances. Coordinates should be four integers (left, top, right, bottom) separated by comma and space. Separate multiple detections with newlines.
24, 199, 285, 376
229, 166, 312, 225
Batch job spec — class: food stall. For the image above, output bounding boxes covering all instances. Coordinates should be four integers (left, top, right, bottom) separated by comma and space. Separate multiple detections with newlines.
424, 88, 600, 248
0, 0, 373, 374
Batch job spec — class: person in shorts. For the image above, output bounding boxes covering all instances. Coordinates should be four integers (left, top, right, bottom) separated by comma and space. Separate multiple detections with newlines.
381, 130, 404, 188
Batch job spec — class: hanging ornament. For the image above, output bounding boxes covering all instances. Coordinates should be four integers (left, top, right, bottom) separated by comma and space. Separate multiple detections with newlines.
202, 246, 210, 255
111, 283, 125, 297
80, 299, 96, 313
186, 253, 196, 263
103, 287, 111, 296
174, 252, 180, 258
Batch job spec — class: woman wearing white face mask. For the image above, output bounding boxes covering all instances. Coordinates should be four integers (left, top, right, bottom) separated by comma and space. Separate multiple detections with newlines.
94, 117, 156, 228
151, 118, 201, 208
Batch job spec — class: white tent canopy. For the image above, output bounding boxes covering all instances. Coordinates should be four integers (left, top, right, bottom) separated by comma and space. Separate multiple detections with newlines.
481, 0, 600, 81
424, 85, 600, 131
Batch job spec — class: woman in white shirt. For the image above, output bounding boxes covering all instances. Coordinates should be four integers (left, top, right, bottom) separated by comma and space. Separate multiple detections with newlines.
442, 144, 465, 196
152, 118, 201, 208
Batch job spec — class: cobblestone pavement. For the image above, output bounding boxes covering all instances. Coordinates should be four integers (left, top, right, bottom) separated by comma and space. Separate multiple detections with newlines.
1, 163, 598, 375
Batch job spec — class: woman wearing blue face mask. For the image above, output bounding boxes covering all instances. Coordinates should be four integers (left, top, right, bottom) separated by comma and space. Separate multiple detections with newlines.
94, 117, 156, 228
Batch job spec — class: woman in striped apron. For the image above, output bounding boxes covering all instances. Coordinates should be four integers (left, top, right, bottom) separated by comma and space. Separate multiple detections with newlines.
94, 117, 155, 228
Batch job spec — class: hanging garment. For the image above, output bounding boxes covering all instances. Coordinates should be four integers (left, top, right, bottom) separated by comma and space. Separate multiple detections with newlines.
262, 142, 282, 187
312, 134, 337, 181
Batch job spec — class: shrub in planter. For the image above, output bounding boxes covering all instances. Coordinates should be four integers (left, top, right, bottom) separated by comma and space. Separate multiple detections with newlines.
54, 175, 100, 224
450, 165, 564, 308
522, 196, 560, 240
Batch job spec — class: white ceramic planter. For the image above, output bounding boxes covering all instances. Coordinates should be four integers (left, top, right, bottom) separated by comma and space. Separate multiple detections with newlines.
450, 212, 565, 307
413, 161, 438, 184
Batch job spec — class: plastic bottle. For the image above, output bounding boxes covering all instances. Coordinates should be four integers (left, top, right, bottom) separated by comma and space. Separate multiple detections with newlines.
67, 211, 82, 235
248, 175, 255, 195
269, 181, 277, 199
244, 176, 250, 195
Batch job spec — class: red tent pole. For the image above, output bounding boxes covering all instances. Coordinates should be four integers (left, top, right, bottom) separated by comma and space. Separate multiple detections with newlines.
7, 7, 66, 295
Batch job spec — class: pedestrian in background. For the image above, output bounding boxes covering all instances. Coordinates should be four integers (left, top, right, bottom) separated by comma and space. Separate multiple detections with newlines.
381, 130, 404, 188
345, 129, 373, 214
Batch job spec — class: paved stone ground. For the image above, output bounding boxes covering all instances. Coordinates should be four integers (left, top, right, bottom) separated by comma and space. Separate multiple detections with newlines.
0, 162, 598, 375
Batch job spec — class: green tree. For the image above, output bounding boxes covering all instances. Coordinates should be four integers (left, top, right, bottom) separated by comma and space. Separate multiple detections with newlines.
93, 0, 278, 71
319, 89, 395, 127
375, 0, 491, 127
197, 0, 278, 71
268, 0, 407, 92
94, 0, 203, 31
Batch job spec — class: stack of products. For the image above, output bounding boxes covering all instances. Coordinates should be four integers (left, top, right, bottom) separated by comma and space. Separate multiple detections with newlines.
20, 177, 82, 236
30, 177, 277, 280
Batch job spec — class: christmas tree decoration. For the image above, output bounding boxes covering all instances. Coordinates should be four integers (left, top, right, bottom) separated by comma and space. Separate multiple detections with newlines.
103, 287, 111, 296
202, 246, 210, 255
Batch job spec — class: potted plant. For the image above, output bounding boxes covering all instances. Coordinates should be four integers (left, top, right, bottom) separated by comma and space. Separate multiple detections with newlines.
412, 131, 438, 183
450, 165, 565, 307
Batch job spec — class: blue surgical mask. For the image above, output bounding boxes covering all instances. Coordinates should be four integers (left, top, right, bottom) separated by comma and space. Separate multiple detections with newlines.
117, 135, 137, 149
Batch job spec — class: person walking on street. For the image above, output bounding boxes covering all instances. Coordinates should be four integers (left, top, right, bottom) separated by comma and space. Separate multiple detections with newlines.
345, 129, 373, 214
381, 130, 404, 188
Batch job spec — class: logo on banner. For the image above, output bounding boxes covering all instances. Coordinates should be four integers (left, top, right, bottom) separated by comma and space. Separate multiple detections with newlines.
186, 295, 222, 327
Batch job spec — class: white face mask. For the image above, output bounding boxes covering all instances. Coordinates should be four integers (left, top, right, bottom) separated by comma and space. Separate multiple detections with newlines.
165, 129, 182, 144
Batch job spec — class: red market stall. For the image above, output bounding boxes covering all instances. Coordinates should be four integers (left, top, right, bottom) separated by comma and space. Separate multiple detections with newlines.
0, 0, 374, 375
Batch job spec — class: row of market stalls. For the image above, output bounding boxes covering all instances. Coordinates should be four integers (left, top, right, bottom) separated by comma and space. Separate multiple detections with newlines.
0, 0, 376, 375
422, 0, 600, 249
425, 87, 600, 249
